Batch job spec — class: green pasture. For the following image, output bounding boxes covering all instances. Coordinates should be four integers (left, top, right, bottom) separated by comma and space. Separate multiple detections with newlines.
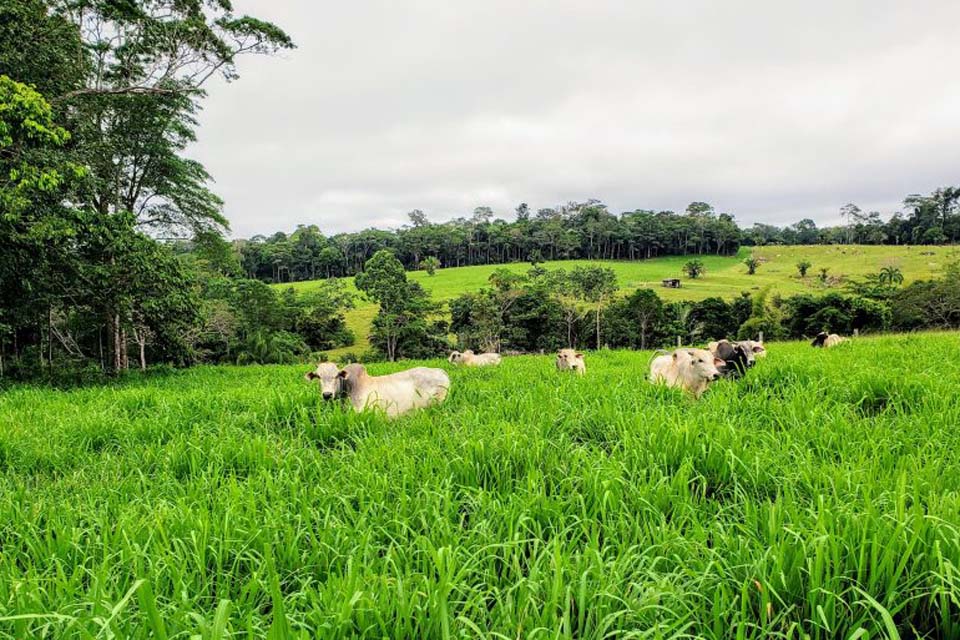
2, 333, 960, 637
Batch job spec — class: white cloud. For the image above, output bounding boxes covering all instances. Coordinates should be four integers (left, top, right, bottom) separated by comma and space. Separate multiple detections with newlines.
190, 0, 960, 237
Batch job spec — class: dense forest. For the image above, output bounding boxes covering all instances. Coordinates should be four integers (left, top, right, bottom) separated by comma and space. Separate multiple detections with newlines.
2, 1, 960, 379
233, 193, 960, 283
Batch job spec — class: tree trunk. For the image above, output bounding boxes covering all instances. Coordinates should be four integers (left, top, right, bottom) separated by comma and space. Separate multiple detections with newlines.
112, 314, 122, 372
595, 307, 601, 350
132, 326, 147, 371
120, 327, 129, 370
47, 306, 53, 366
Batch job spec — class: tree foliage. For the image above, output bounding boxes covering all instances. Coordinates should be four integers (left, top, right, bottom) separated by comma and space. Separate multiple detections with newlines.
356, 250, 446, 361
683, 259, 705, 279
0, 0, 292, 378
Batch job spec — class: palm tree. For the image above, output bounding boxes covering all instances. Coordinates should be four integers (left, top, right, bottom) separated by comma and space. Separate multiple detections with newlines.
878, 266, 904, 288
744, 257, 760, 275
683, 259, 704, 279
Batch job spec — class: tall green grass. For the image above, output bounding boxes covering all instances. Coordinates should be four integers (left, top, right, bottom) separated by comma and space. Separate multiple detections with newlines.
1, 333, 959, 638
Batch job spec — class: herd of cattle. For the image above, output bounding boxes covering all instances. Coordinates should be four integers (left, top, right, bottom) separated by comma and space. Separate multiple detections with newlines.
304, 331, 849, 417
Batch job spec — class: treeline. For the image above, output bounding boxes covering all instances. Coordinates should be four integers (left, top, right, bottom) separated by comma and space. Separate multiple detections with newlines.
235, 191, 960, 283
350, 250, 960, 361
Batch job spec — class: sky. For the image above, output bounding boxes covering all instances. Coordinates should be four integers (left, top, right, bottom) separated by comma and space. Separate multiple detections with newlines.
191, 1, 960, 238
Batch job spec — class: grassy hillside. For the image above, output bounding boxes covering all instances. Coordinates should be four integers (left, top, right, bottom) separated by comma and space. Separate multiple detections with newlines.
279, 245, 956, 357
2, 333, 960, 637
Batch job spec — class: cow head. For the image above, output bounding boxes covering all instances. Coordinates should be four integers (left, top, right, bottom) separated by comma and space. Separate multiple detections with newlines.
305, 362, 343, 400
685, 349, 725, 381
713, 341, 752, 377
745, 341, 766, 357
811, 332, 828, 347
448, 351, 463, 363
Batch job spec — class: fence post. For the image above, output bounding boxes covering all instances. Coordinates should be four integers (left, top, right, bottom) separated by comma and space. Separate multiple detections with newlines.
853, 329, 859, 337
677, 336, 681, 347
758, 331, 764, 343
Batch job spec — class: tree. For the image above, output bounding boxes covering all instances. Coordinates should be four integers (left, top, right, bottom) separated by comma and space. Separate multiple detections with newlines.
689, 297, 737, 340
840, 204, 862, 243
612, 289, 664, 349
878, 266, 904, 288
422, 256, 441, 276
356, 250, 444, 360
55, 1, 293, 235
796, 260, 812, 278
1, 75, 87, 374
744, 256, 760, 275
683, 260, 705, 279
819, 267, 830, 284
890, 263, 960, 330
408, 209, 429, 227
569, 266, 618, 349
0, 0, 295, 378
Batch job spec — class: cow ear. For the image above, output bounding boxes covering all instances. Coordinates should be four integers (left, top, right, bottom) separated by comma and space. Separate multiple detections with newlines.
752, 345, 765, 353
337, 369, 349, 379
304, 371, 318, 382
713, 357, 725, 368
575, 353, 584, 358
672, 352, 678, 360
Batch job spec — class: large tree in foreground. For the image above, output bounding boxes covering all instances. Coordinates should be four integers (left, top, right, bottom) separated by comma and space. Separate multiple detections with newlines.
0, 0, 293, 375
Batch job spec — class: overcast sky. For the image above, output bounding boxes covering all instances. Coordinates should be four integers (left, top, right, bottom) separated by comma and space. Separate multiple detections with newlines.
191, 1, 960, 238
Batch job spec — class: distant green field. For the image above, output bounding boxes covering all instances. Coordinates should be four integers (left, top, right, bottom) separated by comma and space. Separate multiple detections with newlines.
278, 245, 956, 357
3, 333, 960, 637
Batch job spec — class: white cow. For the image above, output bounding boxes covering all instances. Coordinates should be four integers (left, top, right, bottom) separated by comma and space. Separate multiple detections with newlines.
650, 348, 725, 398
448, 350, 502, 367
555, 348, 586, 375
307, 362, 450, 418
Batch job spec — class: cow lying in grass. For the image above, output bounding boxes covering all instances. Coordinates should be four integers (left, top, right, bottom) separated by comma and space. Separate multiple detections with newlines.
555, 349, 586, 375
649, 348, 725, 398
306, 362, 450, 418
448, 350, 501, 367
811, 332, 846, 348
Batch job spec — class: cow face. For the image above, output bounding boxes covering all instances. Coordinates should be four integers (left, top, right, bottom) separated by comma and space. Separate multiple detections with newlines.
557, 349, 585, 370
744, 341, 766, 357
685, 349, 725, 381
305, 362, 342, 400
719, 341, 755, 376
448, 351, 463, 364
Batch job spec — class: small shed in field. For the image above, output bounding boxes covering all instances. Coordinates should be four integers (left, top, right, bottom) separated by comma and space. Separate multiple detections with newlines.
662, 278, 681, 288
